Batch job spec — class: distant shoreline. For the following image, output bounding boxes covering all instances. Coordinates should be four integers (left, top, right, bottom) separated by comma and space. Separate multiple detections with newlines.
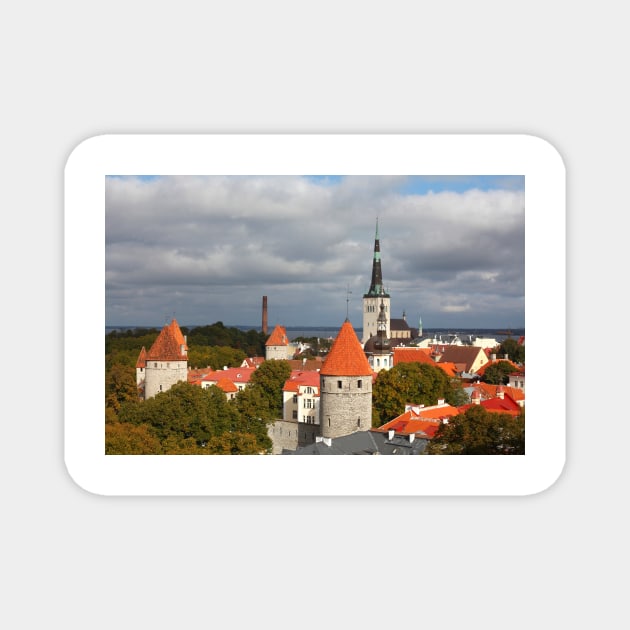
106, 324, 525, 342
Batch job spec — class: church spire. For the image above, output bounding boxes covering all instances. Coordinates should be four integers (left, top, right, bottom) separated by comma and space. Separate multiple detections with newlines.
364, 218, 390, 298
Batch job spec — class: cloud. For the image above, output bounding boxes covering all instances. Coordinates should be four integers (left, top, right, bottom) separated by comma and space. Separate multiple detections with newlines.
106, 175, 525, 329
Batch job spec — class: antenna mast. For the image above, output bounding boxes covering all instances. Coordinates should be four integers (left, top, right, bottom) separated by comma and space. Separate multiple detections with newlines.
346, 284, 352, 320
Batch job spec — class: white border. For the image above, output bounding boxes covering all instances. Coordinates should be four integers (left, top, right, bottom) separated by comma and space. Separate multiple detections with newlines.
64, 134, 565, 496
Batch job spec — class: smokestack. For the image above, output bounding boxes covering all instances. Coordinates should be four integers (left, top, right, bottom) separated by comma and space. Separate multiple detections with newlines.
262, 296, 268, 335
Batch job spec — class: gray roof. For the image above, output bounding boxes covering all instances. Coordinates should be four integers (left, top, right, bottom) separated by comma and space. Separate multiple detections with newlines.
283, 430, 428, 455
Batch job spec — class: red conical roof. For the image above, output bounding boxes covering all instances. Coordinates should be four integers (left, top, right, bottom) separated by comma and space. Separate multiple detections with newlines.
320, 320, 372, 376
146, 319, 188, 361
136, 346, 147, 368
265, 324, 289, 346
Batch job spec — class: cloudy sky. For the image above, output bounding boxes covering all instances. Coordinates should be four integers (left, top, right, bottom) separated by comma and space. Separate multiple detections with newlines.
105, 175, 525, 331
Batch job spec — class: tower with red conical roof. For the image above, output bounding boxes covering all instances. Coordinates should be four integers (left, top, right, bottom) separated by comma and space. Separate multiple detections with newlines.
143, 318, 188, 399
265, 324, 292, 360
319, 319, 373, 439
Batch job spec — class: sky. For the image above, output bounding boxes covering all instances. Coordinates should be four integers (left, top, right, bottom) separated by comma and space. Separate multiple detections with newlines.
105, 175, 525, 331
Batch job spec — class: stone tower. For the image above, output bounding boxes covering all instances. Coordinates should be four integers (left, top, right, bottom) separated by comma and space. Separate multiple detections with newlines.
362, 218, 390, 344
143, 318, 188, 399
319, 320, 373, 439
265, 324, 292, 360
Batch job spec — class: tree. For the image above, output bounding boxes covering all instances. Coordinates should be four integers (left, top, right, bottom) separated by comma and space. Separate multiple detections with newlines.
482, 360, 515, 385
496, 338, 525, 364
246, 359, 292, 420
119, 382, 238, 444
105, 363, 139, 412
187, 345, 246, 370
425, 406, 525, 455
105, 421, 162, 454
117, 381, 273, 454
372, 362, 467, 427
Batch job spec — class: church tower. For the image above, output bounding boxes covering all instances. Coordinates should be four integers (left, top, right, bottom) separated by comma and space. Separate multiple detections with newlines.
362, 219, 390, 344
363, 300, 393, 372
319, 320, 373, 439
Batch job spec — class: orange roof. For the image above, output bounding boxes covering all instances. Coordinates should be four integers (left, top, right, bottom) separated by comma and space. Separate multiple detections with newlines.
146, 319, 188, 361
459, 391, 522, 416
392, 347, 435, 366
201, 367, 255, 385
266, 325, 289, 346
435, 361, 458, 377
136, 346, 147, 368
472, 382, 524, 402
373, 411, 443, 438
215, 377, 239, 393
320, 320, 373, 376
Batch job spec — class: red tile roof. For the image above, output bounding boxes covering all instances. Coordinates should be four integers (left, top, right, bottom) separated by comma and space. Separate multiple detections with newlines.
472, 382, 525, 402
266, 325, 289, 346
320, 320, 373, 376
215, 377, 239, 393
459, 391, 522, 416
392, 347, 435, 366
146, 319, 188, 361
283, 370, 321, 392
393, 347, 458, 377
201, 367, 256, 385
373, 411, 443, 438
136, 346, 147, 368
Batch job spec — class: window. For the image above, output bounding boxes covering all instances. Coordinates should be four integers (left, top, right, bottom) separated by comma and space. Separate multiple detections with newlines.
357, 418, 361, 427
154, 363, 157, 368
337, 380, 342, 389
293, 394, 298, 403
292, 410, 298, 419
357, 379, 362, 389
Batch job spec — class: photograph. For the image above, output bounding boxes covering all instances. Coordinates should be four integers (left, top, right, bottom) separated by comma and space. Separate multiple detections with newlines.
105, 174, 526, 456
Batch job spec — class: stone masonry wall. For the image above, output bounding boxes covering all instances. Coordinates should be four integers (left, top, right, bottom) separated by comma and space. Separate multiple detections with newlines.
319, 375, 372, 439
144, 361, 188, 399
268, 420, 321, 454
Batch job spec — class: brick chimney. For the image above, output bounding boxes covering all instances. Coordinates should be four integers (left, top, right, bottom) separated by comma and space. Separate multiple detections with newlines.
262, 296, 268, 335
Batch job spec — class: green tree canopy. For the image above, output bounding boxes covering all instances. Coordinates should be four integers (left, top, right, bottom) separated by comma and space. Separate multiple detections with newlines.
425, 406, 525, 455
246, 359, 292, 420
187, 345, 246, 370
117, 381, 271, 453
105, 421, 162, 454
105, 363, 139, 413
372, 362, 467, 427
482, 361, 516, 385
495, 338, 525, 364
